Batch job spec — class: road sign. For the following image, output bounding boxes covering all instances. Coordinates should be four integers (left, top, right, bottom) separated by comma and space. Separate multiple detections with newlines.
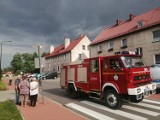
34, 57, 45, 68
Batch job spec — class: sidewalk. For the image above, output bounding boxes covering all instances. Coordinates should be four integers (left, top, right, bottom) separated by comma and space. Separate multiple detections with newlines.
1, 78, 87, 120
17, 96, 87, 120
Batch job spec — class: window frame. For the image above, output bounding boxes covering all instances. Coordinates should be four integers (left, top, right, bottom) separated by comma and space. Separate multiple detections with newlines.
137, 20, 144, 27
90, 59, 99, 73
135, 47, 143, 55
108, 42, 113, 52
63, 54, 66, 61
79, 54, 82, 60
153, 30, 160, 42
82, 45, 85, 50
98, 45, 102, 53
155, 54, 160, 65
121, 39, 127, 48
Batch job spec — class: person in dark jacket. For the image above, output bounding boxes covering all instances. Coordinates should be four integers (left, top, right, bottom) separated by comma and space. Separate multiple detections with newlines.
15, 75, 22, 105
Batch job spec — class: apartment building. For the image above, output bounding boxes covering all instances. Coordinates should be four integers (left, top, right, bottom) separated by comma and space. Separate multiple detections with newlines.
90, 7, 160, 66
45, 35, 91, 74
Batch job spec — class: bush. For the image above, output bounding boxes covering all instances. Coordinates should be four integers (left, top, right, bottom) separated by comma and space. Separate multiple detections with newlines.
0, 80, 7, 91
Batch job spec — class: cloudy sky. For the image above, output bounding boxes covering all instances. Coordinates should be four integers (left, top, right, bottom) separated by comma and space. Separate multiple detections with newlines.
0, 0, 160, 68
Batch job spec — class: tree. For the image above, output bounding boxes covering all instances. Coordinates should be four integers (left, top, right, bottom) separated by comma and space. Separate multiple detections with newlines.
11, 53, 23, 74
21, 53, 35, 73
10, 52, 37, 74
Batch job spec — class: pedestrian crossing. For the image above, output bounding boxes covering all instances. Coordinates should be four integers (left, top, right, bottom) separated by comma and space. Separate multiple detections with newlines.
66, 99, 160, 120
66, 103, 116, 120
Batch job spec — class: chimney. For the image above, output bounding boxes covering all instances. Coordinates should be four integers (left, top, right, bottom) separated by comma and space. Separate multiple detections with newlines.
64, 38, 70, 48
50, 45, 54, 53
129, 14, 135, 20
116, 19, 123, 25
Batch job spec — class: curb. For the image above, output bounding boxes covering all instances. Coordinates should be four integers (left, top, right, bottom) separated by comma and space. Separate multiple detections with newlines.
16, 106, 26, 120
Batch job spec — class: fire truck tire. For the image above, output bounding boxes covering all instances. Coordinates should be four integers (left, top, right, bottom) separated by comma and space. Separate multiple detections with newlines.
67, 84, 77, 99
104, 90, 122, 109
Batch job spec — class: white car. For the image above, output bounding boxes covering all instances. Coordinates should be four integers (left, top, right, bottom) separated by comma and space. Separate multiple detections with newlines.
150, 65, 160, 89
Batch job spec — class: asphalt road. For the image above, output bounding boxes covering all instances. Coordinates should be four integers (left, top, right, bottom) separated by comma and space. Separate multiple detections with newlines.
41, 79, 160, 120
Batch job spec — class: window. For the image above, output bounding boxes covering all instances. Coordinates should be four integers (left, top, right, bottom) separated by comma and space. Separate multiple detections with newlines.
79, 54, 82, 60
53, 66, 56, 71
155, 54, 160, 64
104, 58, 108, 69
109, 59, 121, 69
121, 56, 145, 68
121, 39, 127, 48
90, 59, 99, 72
108, 42, 113, 51
135, 47, 143, 55
57, 66, 59, 71
82, 45, 85, 50
64, 54, 66, 61
137, 20, 144, 27
98, 45, 102, 53
153, 30, 160, 42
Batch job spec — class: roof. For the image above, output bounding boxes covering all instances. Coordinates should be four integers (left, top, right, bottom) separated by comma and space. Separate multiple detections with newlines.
45, 35, 85, 59
91, 7, 160, 45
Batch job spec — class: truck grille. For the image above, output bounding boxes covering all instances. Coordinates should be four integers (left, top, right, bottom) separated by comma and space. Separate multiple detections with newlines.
134, 74, 150, 81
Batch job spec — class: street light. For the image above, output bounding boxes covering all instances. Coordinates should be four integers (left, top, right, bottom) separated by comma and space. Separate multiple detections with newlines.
0, 41, 12, 80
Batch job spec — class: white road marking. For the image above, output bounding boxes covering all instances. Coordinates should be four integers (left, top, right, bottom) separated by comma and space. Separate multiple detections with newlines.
143, 99, 160, 105
123, 105, 160, 116
81, 101, 148, 120
131, 102, 160, 110
66, 103, 116, 120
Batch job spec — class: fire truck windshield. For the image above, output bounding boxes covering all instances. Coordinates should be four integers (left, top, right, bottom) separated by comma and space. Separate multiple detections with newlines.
121, 56, 145, 68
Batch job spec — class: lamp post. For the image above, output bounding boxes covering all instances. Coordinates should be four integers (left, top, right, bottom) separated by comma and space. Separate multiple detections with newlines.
0, 41, 12, 80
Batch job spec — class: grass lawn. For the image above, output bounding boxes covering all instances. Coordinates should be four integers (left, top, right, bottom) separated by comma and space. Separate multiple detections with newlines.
0, 80, 7, 90
0, 100, 23, 120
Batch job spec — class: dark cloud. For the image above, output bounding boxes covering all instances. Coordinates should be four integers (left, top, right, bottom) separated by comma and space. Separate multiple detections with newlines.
0, 0, 160, 68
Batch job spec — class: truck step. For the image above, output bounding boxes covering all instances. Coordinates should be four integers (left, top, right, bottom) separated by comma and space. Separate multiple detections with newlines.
89, 92, 100, 99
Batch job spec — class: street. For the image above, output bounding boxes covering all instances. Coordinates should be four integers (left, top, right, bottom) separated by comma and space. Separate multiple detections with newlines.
41, 79, 160, 120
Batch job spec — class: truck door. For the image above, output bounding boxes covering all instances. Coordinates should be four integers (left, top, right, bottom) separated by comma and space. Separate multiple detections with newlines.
102, 57, 127, 93
89, 58, 101, 91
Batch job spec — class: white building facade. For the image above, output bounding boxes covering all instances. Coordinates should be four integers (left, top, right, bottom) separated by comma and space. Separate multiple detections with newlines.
45, 35, 91, 74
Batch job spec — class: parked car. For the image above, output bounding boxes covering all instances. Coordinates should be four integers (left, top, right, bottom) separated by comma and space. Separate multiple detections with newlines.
42, 72, 57, 79
35, 73, 41, 80
150, 65, 160, 90
28, 73, 36, 78
28, 73, 40, 80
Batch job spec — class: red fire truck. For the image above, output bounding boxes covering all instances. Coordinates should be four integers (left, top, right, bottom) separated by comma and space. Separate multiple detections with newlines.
60, 51, 156, 109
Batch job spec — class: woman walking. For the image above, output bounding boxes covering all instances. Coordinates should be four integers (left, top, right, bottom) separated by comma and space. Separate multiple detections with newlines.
19, 74, 29, 107
29, 77, 39, 107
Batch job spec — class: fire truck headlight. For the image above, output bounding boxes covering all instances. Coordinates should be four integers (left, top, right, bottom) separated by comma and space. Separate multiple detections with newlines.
137, 88, 141, 93
152, 84, 156, 89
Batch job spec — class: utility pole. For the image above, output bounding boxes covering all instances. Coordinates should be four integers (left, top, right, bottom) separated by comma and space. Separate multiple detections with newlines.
38, 45, 42, 85
33, 44, 45, 104
0, 41, 12, 80
37, 45, 44, 104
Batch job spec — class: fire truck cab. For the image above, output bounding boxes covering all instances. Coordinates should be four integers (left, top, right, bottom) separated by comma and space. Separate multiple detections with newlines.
60, 51, 156, 109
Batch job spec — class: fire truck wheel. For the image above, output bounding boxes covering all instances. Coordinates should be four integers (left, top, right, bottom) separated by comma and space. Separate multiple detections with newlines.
104, 90, 122, 109
67, 84, 77, 99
